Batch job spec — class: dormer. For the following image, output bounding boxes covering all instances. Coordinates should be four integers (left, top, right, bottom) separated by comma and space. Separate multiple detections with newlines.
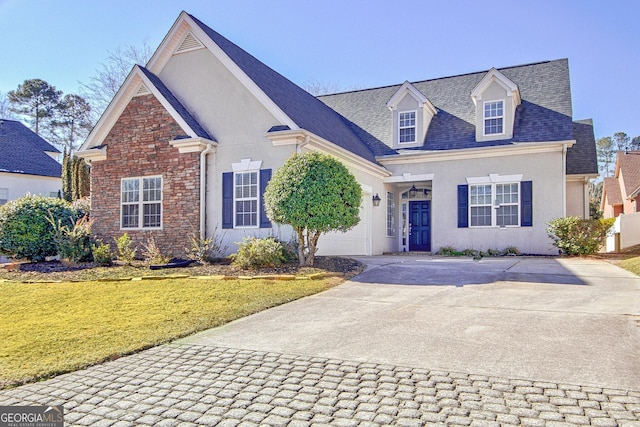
471, 68, 521, 142
387, 81, 437, 149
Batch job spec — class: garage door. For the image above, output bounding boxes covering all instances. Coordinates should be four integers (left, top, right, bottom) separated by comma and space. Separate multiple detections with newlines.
316, 195, 371, 256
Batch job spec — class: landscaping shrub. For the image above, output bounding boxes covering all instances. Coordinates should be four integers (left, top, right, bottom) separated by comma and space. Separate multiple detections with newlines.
502, 246, 521, 256
0, 195, 76, 261
547, 216, 615, 256
72, 196, 91, 218
49, 215, 94, 263
436, 246, 458, 256
91, 241, 112, 266
115, 233, 137, 265
142, 236, 170, 265
185, 225, 227, 263
229, 237, 287, 269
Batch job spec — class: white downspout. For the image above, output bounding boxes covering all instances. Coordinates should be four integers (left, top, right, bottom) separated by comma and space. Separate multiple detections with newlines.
562, 144, 567, 217
200, 144, 215, 239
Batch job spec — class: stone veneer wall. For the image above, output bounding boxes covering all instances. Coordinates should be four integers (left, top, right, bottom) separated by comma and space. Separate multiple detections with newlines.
91, 94, 200, 257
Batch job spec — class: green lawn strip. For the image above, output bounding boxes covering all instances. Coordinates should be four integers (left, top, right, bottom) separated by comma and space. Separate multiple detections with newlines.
0, 277, 336, 388
619, 255, 640, 276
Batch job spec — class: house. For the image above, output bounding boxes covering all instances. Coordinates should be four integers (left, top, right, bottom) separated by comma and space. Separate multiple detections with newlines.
0, 119, 62, 205
601, 151, 640, 218
77, 11, 598, 257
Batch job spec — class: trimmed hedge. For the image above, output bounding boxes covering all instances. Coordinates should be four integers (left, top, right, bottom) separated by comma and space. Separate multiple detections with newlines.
0, 195, 77, 261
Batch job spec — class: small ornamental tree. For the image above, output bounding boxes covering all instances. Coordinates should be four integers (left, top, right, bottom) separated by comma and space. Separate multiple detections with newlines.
264, 151, 362, 266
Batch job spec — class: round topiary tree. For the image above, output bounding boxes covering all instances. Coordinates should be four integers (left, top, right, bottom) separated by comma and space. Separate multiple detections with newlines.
264, 151, 362, 266
0, 195, 76, 261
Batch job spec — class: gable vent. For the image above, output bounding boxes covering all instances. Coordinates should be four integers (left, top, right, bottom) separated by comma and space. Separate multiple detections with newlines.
134, 84, 151, 97
175, 32, 204, 54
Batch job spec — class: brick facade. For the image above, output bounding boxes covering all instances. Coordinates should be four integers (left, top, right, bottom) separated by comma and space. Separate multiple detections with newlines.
91, 94, 200, 258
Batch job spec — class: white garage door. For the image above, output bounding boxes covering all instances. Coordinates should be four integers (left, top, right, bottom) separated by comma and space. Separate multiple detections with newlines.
316, 196, 371, 256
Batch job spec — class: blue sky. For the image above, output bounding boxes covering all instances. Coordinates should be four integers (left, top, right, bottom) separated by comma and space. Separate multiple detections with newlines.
0, 0, 638, 140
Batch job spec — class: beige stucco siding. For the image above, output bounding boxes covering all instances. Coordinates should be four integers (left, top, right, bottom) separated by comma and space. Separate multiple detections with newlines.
382, 148, 565, 255
566, 178, 589, 218
160, 49, 298, 253
0, 173, 61, 203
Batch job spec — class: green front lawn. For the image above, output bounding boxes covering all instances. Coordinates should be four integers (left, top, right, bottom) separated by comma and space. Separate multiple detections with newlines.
0, 277, 338, 389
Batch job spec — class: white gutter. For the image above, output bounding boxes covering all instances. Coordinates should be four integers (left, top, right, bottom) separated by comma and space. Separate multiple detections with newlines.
200, 144, 215, 239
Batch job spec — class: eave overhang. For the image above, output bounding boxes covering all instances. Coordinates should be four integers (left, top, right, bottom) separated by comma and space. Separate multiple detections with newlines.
75, 146, 107, 162
377, 140, 576, 165
169, 137, 217, 153
266, 129, 391, 179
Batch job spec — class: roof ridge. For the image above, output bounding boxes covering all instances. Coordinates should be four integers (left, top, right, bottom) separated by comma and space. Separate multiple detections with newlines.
319, 59, 562, 97
188, 13, 380, 163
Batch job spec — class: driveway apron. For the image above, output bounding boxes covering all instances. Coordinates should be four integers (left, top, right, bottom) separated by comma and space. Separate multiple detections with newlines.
181, 256, 640, 391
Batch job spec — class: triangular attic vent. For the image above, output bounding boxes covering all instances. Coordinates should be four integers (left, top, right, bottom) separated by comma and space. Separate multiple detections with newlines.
175, 32, 204, 54
134, 83, 151, 97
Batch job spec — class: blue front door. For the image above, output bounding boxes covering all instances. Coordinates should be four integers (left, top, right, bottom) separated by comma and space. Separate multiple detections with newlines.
409, 201, 431, 251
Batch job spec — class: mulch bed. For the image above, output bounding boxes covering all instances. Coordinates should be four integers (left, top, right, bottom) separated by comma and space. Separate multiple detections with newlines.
1, 256, 365, 282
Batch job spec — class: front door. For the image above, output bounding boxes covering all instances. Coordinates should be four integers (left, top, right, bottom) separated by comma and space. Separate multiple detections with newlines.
409, 201, 431, 251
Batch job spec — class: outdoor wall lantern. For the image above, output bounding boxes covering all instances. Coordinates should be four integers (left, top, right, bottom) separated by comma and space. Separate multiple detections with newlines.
408, 184, 418, 198
372, 193, 381, 207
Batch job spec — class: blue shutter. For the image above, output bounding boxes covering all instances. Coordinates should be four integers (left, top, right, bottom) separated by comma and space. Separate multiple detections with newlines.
260, 169, 272, 228
521, 181, 533, 227
222, 172, 233, 229
458, 184, 469, 228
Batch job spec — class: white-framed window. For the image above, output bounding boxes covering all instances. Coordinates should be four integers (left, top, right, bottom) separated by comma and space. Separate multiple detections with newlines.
49, 191, 58, 198
234, 171, 258, 227
495, 183, 519, 226
121, 176, 162, 229
399, 111, 416, 144
469, 182, 519, 227
483, 100, 504, 135
470, 184, 493, 226
386, 192, 396, 236
0, 188, 8, 205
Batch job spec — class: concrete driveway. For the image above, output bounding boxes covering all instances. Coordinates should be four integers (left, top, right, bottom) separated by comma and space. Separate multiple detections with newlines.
181, 255, 640, 391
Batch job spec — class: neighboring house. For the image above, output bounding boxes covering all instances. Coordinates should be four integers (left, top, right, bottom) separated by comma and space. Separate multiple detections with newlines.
0, 119, 62, 205
601, 151, 640, 217
77, 11, 598, 257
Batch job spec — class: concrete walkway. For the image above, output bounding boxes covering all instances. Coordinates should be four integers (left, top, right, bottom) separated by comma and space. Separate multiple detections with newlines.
1, 256, 639, 426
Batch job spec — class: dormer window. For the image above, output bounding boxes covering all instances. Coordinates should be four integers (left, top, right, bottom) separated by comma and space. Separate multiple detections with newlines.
386, 82, 437, 149
471, 68, 521, 142
483, 101, 504, 135
399, 111, 416, 144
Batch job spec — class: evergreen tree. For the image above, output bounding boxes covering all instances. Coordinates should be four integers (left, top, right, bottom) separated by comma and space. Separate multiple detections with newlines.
8, 79, 61, 136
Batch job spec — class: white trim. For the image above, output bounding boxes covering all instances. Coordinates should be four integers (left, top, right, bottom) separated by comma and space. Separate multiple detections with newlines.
233, 170, 260, 228
75, 146, 107, 162
232, 158, 263, 172
80, 66, 216, 151
466, 173, 523, 185
468, 181, 521, 228
398, 110, 417, 144
482, 100, 505, 136
170, 137, 218, 153
120, 175, 163, 230
386, 81, 437, 115
384, 173, 434, 183
378, 140, 576, 165
147, 12, 298, 131
266, 129, 391, 179
471, 68, 521, 106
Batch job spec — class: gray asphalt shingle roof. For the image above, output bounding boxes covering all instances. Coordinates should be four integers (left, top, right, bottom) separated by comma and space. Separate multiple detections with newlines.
319, 60, 575, 151
0, 119, 61, 178
568, 119, 598, 175
189, 14, 392, 162
138, 66, 213, 141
